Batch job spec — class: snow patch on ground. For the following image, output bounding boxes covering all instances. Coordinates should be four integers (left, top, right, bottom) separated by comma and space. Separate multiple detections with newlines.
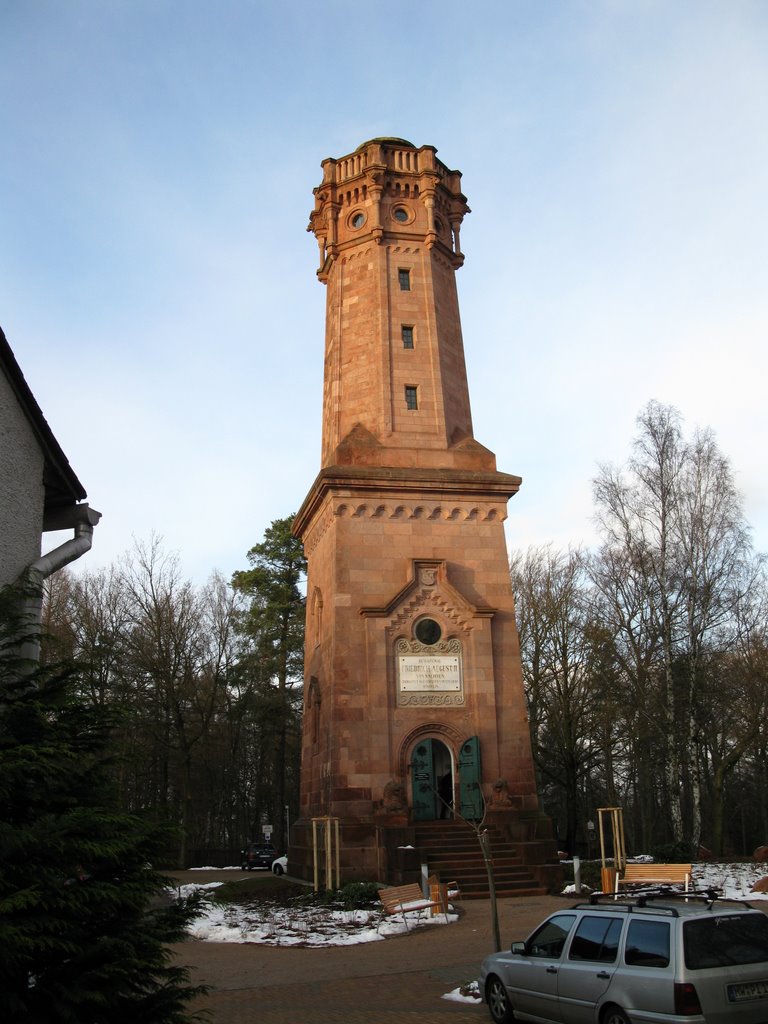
562, 883, 592, 895
694, 862, 768, 900
180, 887, 457, 946
442, 980, 481, 1003
174, 882, 224, 896
188, 865, 242, 871
561, 863, 768, 900
175, 862, 767, 953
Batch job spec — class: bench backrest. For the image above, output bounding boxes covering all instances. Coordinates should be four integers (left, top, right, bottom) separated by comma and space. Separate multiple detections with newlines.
622, 863, 691, 881
379, 883, 430, 912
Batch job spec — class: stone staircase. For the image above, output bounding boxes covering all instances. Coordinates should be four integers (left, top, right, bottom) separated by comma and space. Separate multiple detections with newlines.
414, 820, 548, 899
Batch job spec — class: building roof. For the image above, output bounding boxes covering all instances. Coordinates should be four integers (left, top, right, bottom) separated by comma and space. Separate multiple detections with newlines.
355, 136, 416, 150
0, 326, 87, 511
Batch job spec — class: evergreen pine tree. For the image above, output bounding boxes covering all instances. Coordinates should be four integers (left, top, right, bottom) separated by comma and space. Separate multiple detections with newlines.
0, 583, 208, 1023
231, 515, 306, 850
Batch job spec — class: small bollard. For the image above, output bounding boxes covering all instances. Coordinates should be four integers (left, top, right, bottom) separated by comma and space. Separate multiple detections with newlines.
574, 855, 582, 895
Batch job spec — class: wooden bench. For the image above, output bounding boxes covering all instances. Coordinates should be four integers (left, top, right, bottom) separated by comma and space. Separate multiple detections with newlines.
378, 883, 445, 929
615, 863, 692, 896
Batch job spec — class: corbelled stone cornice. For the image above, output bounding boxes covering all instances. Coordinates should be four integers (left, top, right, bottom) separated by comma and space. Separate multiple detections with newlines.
293, 463, 521, 541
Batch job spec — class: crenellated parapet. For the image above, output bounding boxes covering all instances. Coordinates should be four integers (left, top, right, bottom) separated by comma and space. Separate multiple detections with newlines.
308, 137, 470, 280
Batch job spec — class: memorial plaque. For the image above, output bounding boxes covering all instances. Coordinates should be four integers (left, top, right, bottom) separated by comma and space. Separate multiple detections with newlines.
398, 655, 462, 691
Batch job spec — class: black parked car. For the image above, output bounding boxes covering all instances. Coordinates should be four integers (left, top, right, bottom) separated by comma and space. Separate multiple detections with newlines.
240, 843, 278, 871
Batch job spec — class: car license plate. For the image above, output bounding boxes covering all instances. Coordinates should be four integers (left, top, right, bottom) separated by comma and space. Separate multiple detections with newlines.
727, 980, 768, 1002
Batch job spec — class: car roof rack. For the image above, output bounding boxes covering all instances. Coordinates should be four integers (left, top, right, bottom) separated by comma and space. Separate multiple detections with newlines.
574, 894, 680, 916
575, 888, 756, 914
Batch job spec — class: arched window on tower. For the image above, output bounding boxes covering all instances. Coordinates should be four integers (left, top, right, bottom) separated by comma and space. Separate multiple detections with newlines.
311, 587, 323, 646
308, 677, 321, 747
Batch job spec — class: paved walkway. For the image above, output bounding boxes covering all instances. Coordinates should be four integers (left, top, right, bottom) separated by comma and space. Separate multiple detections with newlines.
166, 871, 565, 1023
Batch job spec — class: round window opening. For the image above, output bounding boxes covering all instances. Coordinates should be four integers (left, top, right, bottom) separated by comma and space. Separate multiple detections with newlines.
393, 207, 409, 223
414, 618, 442, 645
351, 211, 365, 229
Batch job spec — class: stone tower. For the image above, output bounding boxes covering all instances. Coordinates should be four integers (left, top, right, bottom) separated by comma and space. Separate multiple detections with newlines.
291, 138, 555, 888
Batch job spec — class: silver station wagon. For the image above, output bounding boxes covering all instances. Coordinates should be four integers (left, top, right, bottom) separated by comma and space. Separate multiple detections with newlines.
479, 893, 768, 1024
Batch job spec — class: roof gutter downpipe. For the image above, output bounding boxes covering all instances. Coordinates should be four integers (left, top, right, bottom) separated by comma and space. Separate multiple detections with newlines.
22, 503, 101, 664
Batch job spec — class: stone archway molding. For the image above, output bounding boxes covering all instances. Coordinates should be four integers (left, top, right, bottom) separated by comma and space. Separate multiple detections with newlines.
398, 721, 464, 779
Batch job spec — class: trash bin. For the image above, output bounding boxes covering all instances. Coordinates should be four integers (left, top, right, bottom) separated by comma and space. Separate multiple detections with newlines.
428, 874, 450, 914
601, 867, 616, 894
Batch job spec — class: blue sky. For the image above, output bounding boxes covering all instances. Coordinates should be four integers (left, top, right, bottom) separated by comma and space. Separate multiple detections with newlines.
2, 1, 766, 583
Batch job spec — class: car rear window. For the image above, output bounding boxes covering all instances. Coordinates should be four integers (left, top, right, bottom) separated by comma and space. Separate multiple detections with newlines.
684, 914, 768, 969
625, 920, 670, 968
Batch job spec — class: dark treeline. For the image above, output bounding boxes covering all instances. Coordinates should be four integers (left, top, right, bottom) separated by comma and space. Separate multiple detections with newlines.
512, 402, 768, 859
41, 518, 306, 867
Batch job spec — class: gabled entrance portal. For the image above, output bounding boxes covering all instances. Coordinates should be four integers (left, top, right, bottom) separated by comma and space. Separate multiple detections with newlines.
410, 735, 484, 822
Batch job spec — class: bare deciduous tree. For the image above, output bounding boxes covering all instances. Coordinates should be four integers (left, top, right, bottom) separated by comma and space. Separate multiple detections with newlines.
514, 402, 765, 858
511, 545, 603, 853
592, 402, 754, 849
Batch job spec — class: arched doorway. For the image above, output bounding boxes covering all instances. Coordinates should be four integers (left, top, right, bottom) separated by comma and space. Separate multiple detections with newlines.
410, 737, 454, 821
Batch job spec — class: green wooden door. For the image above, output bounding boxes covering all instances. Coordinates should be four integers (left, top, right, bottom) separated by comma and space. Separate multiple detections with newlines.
411, 740, 436, 821
458, 736, 483, 820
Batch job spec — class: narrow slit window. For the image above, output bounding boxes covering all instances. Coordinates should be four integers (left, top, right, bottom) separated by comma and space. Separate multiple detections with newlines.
398, 268, 411, 291
402, 325, 414, 349
405, 385, 418, 410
